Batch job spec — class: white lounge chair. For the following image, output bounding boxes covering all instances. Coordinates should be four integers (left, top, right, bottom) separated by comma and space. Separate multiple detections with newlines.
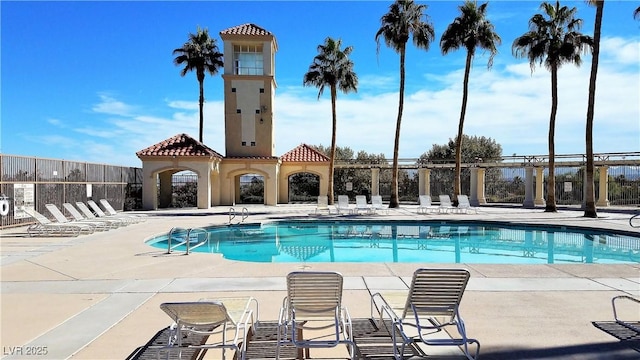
438, 195, 458, 214
354, 195, 372, 215
75, 202, 128, 227
63, 203, 121, 229
314, 195, 332, 215
371, 195, 387, 214
45, 203, 110, 231
371, 268, 480, 360
277, 271, 354, 359
87, 200, 138, 224
22, 207, 91, 237
335, 195, 353, 215
417, 195, 439, 214
99, 199, 147, 222
457, 195, 478, 214
156, 297, 258, 360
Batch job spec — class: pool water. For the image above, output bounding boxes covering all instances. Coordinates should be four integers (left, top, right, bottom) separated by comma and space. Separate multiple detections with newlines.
147, 220, 640, 264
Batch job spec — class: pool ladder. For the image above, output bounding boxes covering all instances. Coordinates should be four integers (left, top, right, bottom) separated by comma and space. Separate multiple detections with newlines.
166, 227, 209, 255
229, 207, 249, 224
630, 213, 640, 228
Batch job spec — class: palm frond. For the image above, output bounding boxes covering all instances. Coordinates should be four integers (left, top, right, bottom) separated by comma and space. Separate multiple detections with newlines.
512, 1, 592, 72
375, 0, 434, 55
440, 0, 501, 68
303, 36, 358, 99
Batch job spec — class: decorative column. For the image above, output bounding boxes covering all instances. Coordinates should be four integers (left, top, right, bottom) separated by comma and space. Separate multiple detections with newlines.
596, 166, 610, 207
371, 168, 380, 196
159, 171, 173, 208
535, 167, 545, 206
418, 168, 431, 197
476, 167, 486, 205
523, 167, 535, 208
470, 168, 478, 205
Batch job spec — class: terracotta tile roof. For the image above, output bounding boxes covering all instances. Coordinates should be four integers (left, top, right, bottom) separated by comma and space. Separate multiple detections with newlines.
136, 133, 223, 158
280, 144, 329, 162
224, 156, 279, 160
220, 23, 272, 36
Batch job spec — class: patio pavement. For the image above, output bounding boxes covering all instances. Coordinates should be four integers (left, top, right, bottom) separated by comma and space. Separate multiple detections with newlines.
1, 203, 639, 359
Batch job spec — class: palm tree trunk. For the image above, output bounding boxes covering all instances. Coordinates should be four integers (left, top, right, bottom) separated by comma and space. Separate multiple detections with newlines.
390, 47, 406, 208
328, 85, 338, 205
454, 52, 473, 205
546, 66, 558, 212
584, 0, 603, 218
198, 79, 205, 143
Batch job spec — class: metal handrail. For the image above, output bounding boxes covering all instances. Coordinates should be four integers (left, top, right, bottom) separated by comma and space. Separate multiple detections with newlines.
185, 227, 208, 254
229, 207, 249, 224
630, 214, 640, 228
167, 227, 209, 255
229, 207, 236, 224
167, 227, 189, 254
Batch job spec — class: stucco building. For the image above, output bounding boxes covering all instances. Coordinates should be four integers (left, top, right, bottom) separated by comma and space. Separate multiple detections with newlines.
136, 24, 330, 209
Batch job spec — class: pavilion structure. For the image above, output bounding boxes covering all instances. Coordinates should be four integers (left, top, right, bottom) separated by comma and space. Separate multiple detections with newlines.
136, 24, 330, 209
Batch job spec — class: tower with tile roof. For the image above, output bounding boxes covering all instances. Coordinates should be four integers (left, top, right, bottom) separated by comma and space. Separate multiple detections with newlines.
220, 23, 278, 158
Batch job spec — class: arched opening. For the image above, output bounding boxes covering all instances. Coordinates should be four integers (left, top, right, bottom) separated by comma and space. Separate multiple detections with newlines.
157, 169, 198, 208
238, 173, 264, 204
288, 172, 320, 203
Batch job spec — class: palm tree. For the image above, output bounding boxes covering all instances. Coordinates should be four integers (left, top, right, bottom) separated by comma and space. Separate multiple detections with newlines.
173, 27, 224, 143
440, 0, 501, 205
376, 0, 435, 208
303, 37, 358, 205
584, 0, 604, 218
635, 6, 640, 19
512, 1, 592, 212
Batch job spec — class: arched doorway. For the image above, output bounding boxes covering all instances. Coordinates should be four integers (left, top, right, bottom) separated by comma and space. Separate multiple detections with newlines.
288, 172, 320, 203
157, 169, 198, 208
237, 173, 265, 204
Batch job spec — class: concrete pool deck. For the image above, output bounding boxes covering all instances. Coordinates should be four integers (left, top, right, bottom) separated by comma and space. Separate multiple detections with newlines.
1, 204, 639, 359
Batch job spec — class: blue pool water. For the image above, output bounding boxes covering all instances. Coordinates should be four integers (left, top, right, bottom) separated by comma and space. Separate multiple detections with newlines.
146, 220, 640, 264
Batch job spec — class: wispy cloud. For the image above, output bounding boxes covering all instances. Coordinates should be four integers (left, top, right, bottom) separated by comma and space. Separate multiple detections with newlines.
24, 38, 639, 167
599, 36, 640, 65
91, 94, 136, 116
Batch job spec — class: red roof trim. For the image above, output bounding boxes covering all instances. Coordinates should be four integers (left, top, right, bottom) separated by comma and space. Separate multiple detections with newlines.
136, 133, 223, 158
280, 144, 329, 162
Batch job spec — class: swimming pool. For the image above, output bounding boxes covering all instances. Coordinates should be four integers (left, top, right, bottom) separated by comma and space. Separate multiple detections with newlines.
146, 220, 640, 264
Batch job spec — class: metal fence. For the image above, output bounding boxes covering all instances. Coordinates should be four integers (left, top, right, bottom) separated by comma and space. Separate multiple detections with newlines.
5, 153, 635, 228
156, 154, 639, 207
0, 154, 142, 228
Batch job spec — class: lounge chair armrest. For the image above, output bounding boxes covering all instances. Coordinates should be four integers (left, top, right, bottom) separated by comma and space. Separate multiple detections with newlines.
612, 295, 640, 332
341, 305, 353, 340
277, 306, 287, 326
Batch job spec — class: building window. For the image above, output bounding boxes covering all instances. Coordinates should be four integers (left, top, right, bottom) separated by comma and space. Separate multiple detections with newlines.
236, 109, 241, 114
255, 109, 260, 114
259, 88, 264, 93
242, 141, 247, 146
231, 88, 236, 92
251, 142, 256, 146
233, 44, 263, 75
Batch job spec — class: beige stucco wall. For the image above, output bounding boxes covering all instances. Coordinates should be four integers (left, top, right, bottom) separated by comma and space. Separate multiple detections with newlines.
278, 163, 330, 203
223, 77, 275, 157
139, 157, 220, 210
221, 33, 277, 158
218, 159, 280, 206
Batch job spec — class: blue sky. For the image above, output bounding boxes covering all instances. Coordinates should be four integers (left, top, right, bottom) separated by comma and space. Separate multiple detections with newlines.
2, 1, 639, 167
